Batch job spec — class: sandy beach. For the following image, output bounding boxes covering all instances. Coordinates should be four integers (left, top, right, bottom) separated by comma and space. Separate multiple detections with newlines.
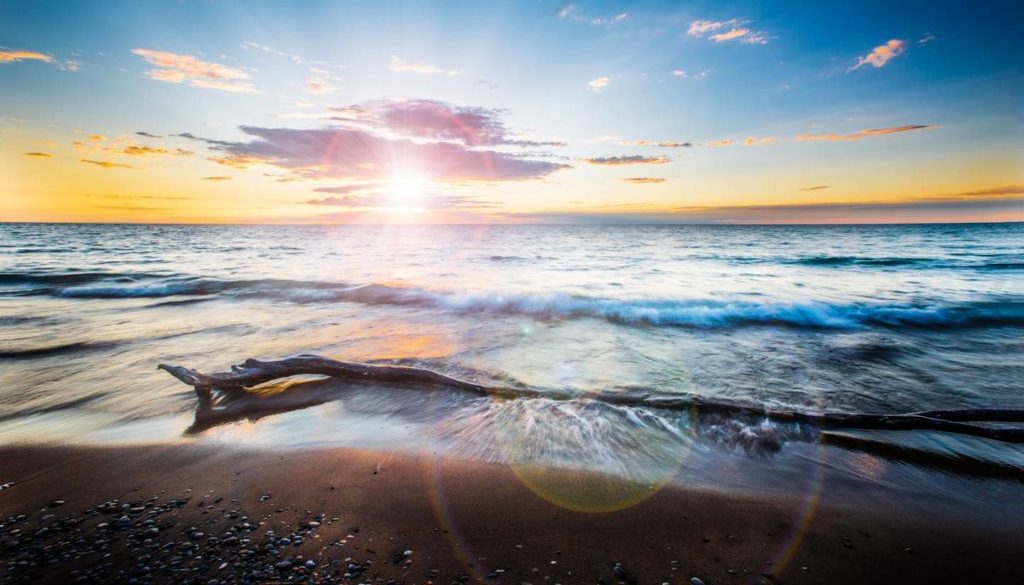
2, 443, 1022, 584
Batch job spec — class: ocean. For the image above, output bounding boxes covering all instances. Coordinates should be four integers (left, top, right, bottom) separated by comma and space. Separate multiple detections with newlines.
2, 222, 1022, 502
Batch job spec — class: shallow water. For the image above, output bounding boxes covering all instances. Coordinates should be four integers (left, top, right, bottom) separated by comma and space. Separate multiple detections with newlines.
1, 223, 1022, 495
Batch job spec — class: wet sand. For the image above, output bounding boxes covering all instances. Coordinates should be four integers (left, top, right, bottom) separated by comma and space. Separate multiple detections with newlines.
1, 443, 1022, 584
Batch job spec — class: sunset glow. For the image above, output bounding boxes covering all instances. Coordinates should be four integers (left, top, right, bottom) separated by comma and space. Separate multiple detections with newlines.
1, 1, 1022, 224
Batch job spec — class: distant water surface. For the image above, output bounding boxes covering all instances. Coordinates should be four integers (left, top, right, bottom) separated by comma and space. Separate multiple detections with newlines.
1, 223, 1022, 500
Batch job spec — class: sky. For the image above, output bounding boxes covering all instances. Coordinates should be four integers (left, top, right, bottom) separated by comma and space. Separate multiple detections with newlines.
1, 0, 1022, 224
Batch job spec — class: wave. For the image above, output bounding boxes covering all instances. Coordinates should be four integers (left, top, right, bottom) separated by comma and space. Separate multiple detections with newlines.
4, 270, 1022, 330
792, 256, 934, 267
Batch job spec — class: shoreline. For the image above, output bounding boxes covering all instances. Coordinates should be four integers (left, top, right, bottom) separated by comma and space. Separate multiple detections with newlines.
2, 443, 1022, 584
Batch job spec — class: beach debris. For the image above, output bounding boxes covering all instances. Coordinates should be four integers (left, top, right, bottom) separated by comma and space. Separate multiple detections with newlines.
690, 578, 706, 585
158, 355, 1024, 446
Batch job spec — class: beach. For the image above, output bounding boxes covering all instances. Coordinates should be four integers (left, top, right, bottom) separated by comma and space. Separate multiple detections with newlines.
2, 443, 1023, 584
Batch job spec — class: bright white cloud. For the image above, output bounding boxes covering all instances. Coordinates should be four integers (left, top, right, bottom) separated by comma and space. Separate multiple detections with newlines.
388, 56, 457, 76
588, 76, 610, 92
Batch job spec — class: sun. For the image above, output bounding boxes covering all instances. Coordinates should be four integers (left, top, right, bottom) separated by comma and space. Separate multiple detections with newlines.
387, 172, 428, 210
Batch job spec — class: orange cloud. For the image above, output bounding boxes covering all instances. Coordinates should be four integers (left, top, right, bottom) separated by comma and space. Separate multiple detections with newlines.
851, 39, 906, 70
743, 136, 776, 146
0, 49, 54, 64
203, 176, 232, 181
704, 139, 733, 147
796, 125, 938, 142
120, 144, 192, 157
132, 48, 257, 93
24, 152, 53, 158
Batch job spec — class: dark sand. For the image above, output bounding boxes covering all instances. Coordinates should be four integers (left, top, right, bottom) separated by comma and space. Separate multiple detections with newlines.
1, 444, 1021, 584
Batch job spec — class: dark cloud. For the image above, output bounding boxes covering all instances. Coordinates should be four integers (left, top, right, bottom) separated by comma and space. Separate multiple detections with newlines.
800, 185, 829, 191
622, 177, 666, 183
24, 152, 53, 158
135, 131, 163, 138
584, 155, 671, 165
80, 158, 140, 169
329, 99, 566, 147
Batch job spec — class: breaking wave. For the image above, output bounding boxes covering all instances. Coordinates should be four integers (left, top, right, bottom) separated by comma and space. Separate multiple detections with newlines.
3, 271, 1020, 330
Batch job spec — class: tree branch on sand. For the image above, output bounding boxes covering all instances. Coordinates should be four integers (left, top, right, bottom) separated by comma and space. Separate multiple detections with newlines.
159, 355, 1024, 444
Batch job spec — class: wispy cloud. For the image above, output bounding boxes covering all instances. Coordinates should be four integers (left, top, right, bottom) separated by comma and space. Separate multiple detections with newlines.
131, 48, 258, 93
743, 136, 777, 146
305, 189, 493, 211
24, 152, 53, 158
796, 124, 938, 142
588, 76, 610, 92
135, 131, 163, 138
800, 185, 829, 191
305, 67, 339, 95
688, 19, 770, 45
704, 139, 733, 147
558, 4, 628, 27
850, 39, 906, 70
80, 158, 140, 169
388, 56, 457, 76
584, 155, 670, 165
620, 140, 692, 148
622, 177, 666, 184
203, 176, 232, 181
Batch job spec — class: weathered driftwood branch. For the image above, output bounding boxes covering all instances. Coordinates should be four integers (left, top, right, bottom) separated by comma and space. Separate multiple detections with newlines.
158, 355, 1024, 444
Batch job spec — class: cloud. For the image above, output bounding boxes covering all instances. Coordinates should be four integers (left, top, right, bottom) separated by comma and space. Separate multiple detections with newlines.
135, 131, 163, 138
588, 76, 610, 92
199, 125, 567, 182
620, 140, 692, 148
388, 56, 457, 76
0, 49, 54, 64
559, 4, 628, 27
584, 155, 670, 165
306, 188, 495, 210
796, 124, 938, 142
88, 134, 106, 142
119, 144, 193, 157
800, 185, 829, 191
24, 152, 53, 158
688, 19, 770, 45
931, 185, 1024, 200
305, 67, 339, 95
80, 158, 140, 169
131, 48, 258, 93
622, 177, 666, 184
743, 136, 777, 146
704, 139, 733, 147
918, 33, 936, 46
330, 99, 565, 147
203, 176, 232, 181
851, 39, 906, 70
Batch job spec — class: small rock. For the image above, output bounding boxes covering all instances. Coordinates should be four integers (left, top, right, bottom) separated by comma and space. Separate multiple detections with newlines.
691, 578, 706, 585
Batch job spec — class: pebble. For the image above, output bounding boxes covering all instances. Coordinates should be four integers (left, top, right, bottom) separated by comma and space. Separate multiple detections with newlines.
691, 578, 706, 585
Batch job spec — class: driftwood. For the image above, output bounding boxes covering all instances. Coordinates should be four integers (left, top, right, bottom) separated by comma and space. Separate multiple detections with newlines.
158, 355, 1024, 444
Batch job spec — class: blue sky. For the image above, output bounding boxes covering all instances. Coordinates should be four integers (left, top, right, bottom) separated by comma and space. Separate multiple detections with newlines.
1, 0, 1022, 223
